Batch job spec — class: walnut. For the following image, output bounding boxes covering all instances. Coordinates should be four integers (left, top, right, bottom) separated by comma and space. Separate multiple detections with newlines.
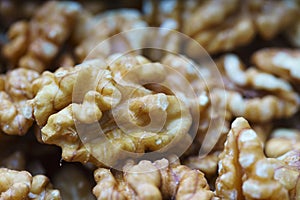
93, 158, 214, 200
252, 48, 300, 84
216, 117, 300, 200
2, 1, 81, 72
285, 11, 300, 47
73, 9, 147, 62
0, 168, 61, 200
265, 128, 300, 158
0, 68, 39, 135
31, 55, 192, 167
248, 0, 298, 40
215, 54, 299, 122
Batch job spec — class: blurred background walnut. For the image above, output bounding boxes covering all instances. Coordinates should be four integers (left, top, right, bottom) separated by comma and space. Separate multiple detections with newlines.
2, 1, 82, 72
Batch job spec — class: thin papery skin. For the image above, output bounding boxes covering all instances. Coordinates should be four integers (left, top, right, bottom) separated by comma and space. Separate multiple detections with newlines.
2, 1, 81, 72
93, 158, 214, 200
216, 117, 300, 200
252, 48, 300, 84
0, 68, 39, 135
265, 128, 300, 158
73, 9, 147, 62
0, 168, 61, 200
27, 59, 113, 126
41, 93, 192, 167
216, 54, 299, 122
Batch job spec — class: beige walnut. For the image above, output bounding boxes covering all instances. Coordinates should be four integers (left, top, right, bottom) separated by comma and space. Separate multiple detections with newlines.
265, 128, 300, 158
0, 68, 39, 135
30, 55, 192, 167
73, 9, 147, 62
2, 1, 81, 72
93, 158, 214, 200
215, 54, 299, 122
216, 117, 300, 200
0, 168, 61, 200
252, 48, 300, 84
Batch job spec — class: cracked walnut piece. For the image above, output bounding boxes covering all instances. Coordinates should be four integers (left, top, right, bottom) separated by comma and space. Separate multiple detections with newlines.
93, 158, 214, 200
0, 168, 61, 200
216, 117, 300, 200
2, 1, 81, 72
0, 68, 39, 135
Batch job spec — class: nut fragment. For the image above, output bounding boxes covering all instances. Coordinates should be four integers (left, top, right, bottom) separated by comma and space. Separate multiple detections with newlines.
0, 168, 61, 200
2, 1, 81, 72
216, 117, 300, 199
93, 158, 214, 200
0, 68, 39, 135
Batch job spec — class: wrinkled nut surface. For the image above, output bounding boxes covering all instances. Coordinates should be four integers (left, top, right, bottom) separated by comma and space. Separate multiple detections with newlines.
0, 168, 61, 200
0, 68, 39, 135
32, 55, 192, 166
252, 48, 300, 83
93, 158, 214, 200
2, 1, 81, 72
216, 117, 300, 200
265, 128, 300, 158
74, 9, 147, 61
216, 54, 299, 122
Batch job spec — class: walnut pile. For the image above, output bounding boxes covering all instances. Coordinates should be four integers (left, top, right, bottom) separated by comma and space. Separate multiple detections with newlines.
2, 1, 82, 72
0, 68, 39, 135
216, 117, 300, 199
93, 158, 214, 200
0, 168, 61, 200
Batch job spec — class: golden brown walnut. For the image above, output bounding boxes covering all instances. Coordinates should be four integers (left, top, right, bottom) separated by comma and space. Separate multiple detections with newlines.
53, 164, 95, 200
2, 1, 81, 72
216, 117, 300, 200
0, 68, 39, 135
73, 9, 147, 62
31, 55, 192, 166
0, 168, 61, 200
93, 158, 214, 200
252, 48, 300, 84
248, 0, 298, 40
216, 54, 299, 122
265, 128, 300, 158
